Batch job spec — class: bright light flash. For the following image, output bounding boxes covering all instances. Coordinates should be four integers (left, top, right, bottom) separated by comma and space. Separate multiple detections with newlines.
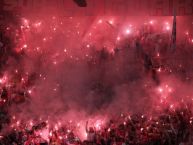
125, 29, 131, 34
166, 26, 170, 31
158, 88, 163, 93
23, 44, 28, 48
86, 44, 90, 48
109, 20, 114, 25
117, 36, 121, 41
98, 19, 103, 24
149, 20, 154, 24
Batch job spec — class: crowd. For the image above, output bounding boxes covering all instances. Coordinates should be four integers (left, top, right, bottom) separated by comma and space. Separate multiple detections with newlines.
0, 5, 193, 144
0, 25, 192, 144
0, 104, 192, 145
0, 29, 192, 145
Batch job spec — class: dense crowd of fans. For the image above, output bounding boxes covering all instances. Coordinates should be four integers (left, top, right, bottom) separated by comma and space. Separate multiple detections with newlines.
0, 25, 192, 144
0, 104, 192, 145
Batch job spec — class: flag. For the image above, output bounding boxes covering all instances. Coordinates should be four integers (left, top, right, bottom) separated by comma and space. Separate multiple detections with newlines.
170, 8, 176, 52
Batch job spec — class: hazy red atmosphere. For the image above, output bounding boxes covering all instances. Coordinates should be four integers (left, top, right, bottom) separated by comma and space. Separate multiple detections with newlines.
0, 0, 193, 144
